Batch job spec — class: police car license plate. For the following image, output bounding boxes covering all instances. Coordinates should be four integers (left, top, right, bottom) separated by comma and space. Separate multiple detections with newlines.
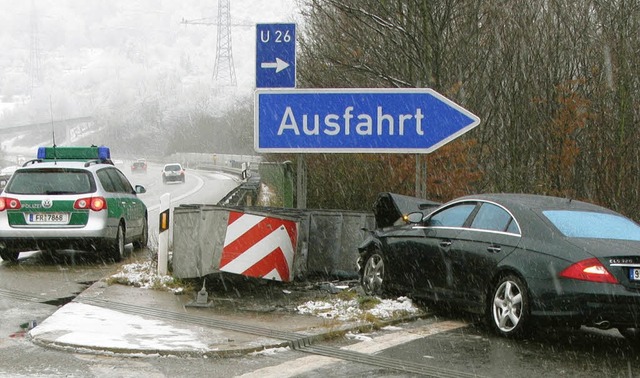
630, 268, 640, 281
27, 213, 69, 224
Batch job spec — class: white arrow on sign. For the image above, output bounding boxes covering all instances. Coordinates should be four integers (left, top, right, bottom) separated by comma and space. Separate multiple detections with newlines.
260, 57, 290, 73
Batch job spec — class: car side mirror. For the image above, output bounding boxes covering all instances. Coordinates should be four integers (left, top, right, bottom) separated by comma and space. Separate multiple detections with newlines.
135, 185, 146, 194
404, 212, 423, 224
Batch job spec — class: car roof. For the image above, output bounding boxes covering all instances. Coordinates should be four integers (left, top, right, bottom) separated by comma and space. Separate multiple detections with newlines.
451, 193, 613, 214
15, 161, 114, 172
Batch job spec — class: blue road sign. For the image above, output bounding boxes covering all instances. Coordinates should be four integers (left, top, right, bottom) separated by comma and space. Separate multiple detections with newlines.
254, 88, 481, 153
256, 23, 296, 88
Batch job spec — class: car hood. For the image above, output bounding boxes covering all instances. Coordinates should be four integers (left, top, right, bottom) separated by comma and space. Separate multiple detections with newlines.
565, 237, 640, 258
373, 192, 440, 228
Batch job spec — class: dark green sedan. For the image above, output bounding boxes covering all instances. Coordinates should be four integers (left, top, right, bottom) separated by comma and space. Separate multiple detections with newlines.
358, 193, 640, 341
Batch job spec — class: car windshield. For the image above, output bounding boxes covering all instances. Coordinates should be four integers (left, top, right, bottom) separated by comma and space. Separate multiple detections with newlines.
543, 210, 640, 241
5, 168, 95, 195
164, 165, 181, 172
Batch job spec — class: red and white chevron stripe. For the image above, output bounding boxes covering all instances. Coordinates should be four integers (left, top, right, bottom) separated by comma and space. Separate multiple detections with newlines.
219, 211, 298, 282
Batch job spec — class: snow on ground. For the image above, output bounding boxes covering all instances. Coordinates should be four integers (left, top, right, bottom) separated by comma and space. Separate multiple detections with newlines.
29, 261, 423, 354
111, 261, 423, 322
296, 296, 421, 322
29, 302, 211, 352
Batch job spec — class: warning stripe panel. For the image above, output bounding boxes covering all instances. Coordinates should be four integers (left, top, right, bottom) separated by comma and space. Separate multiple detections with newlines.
220, 211, 298, 282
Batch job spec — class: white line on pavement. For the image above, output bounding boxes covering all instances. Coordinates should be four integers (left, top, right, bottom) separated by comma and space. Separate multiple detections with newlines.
237, 320, 468, 378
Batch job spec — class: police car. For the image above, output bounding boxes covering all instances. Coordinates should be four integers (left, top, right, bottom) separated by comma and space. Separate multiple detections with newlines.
0, 146, 148, 262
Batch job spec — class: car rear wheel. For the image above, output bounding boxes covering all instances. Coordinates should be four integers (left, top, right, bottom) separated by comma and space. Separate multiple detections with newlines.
0, 249, 19, 262
133, 217, 148, 250
488, 274, 530, 337
107, 223, 125, 262
361, 251, 386, 296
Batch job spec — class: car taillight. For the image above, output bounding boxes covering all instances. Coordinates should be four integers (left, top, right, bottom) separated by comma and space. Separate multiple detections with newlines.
0, 197, 21, 211
74, 196, 107, 211
559, 258, 618, 284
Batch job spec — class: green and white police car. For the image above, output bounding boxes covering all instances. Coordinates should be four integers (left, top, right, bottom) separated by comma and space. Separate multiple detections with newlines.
0, 146, 148, 262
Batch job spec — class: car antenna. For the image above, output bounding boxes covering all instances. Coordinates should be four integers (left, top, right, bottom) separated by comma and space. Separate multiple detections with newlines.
49, 96, 57, 164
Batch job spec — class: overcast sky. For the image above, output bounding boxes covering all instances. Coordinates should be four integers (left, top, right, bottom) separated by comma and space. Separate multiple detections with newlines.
0, 0, 302, 121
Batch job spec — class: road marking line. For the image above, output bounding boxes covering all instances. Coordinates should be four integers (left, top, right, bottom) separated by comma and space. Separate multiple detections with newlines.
237, 320, 468, 378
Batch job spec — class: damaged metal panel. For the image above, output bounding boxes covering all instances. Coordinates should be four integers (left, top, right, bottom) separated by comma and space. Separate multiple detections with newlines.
171, 204, 373, 280
172, 205, 230, 278
306, 210, 375, 278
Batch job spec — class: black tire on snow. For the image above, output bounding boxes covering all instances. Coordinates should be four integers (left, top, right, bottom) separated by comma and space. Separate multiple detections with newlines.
133, 217, 148, 250
107, 223, 125, 262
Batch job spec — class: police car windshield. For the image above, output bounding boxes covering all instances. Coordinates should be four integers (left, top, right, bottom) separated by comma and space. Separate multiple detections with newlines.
5, 169, 96, 195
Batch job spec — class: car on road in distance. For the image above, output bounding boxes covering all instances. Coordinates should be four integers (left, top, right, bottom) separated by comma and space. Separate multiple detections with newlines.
161, 163, 185, 184
357, 193, 640, 341
0, 174, 11, 192
130, 158, 147, 174
0, 146, 148, 263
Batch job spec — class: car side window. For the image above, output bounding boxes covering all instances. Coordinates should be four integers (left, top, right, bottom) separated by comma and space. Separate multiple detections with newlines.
427, 203, 476, 227
97, 169, 117, 193
114, 169, 134, 194
104, 168, 128, 193
470, 203, 514, 232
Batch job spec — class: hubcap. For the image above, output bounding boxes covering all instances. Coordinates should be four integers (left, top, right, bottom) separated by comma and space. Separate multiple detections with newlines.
363, 254, 384, 295
492, 280, 522, 332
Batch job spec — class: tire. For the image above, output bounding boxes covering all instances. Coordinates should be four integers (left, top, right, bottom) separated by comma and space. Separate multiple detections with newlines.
133, 217, 148, 250
488, 274, 530, 337
107, 223, 125, 262
361, 250, 386, 296
0, 250, 19, 262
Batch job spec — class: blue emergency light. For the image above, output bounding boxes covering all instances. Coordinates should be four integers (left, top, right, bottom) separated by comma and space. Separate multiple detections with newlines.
37, 146, 111, 161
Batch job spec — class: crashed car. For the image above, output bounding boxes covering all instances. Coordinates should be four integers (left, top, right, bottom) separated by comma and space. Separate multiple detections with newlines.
358, 193, 640, 340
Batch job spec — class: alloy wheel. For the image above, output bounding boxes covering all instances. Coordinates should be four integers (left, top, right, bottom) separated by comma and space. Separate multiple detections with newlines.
362, 252, 385, 296
491, 275, 528, 335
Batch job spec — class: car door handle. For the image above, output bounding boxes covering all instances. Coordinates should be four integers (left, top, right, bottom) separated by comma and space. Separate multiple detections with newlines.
439, 240, 452, 248
487, 245, 501, 253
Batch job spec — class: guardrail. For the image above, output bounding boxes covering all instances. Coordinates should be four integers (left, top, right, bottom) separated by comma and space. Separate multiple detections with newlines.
171, 205, 374, 281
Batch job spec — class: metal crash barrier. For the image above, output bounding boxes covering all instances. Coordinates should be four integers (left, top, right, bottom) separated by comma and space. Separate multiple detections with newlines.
171, 205, 374, 281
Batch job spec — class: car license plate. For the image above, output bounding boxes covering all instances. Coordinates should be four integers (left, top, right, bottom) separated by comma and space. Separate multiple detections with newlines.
629, 268, 640, 281
27, 213, 70, 224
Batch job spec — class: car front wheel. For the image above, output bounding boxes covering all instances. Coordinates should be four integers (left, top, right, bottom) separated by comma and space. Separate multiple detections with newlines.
488, 274, 530, 337
361, 251, 386, 296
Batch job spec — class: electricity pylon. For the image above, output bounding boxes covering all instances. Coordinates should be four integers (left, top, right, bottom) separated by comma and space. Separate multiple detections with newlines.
212, 0, 236, 87
182, 0, 250, 88
28, 0, 43, 91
